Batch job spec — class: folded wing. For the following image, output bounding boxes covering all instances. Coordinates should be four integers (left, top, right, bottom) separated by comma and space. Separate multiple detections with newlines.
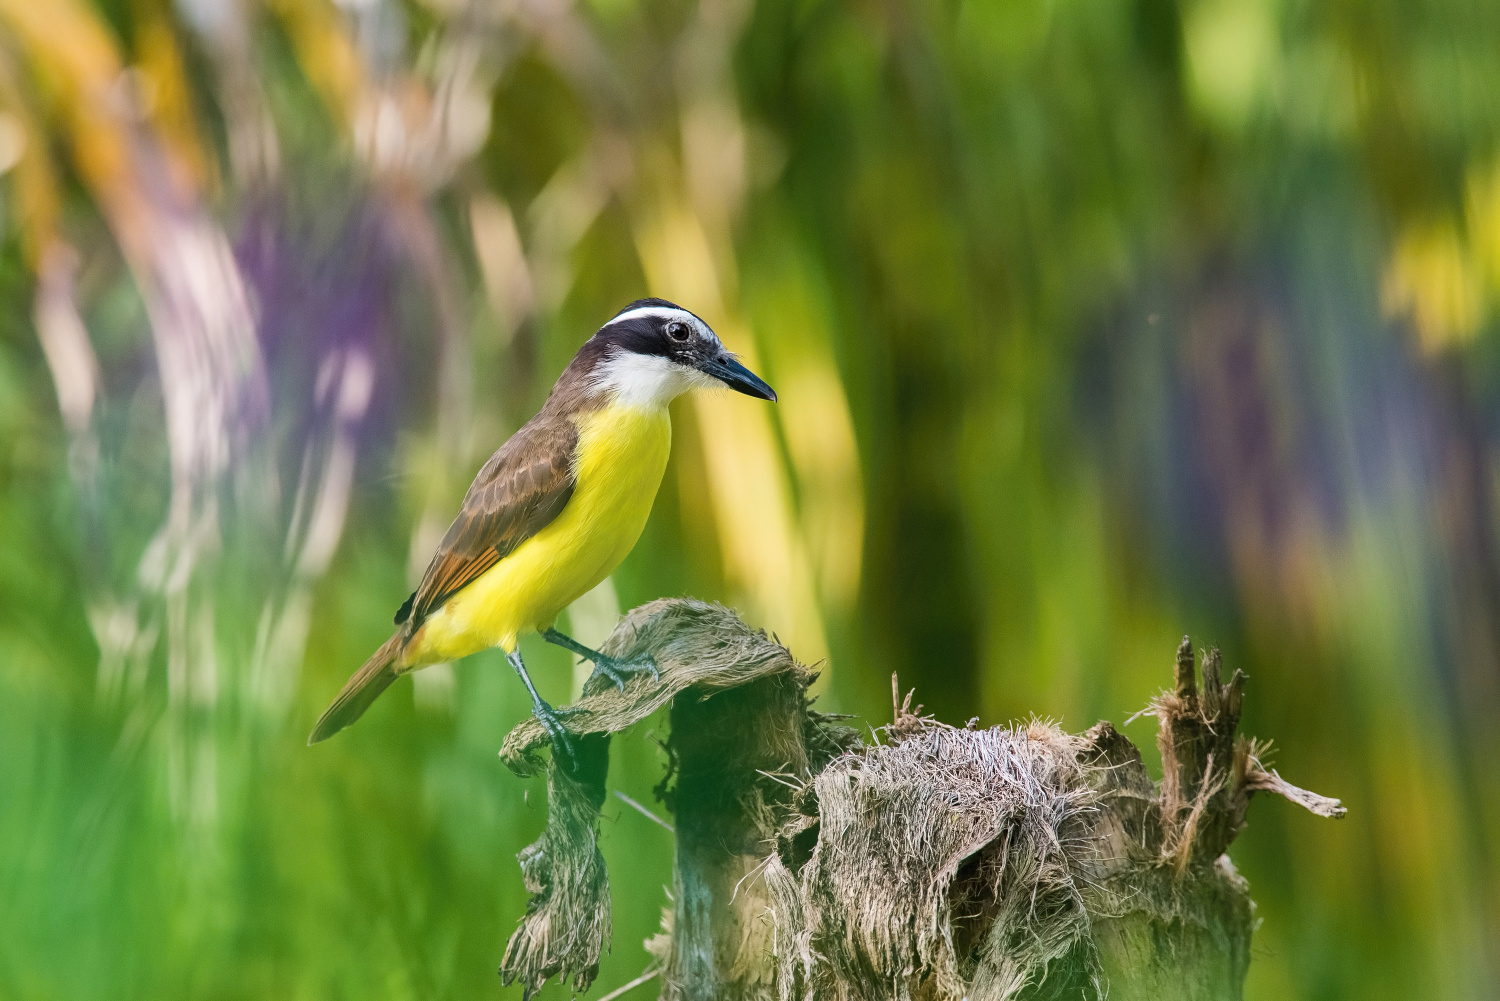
399, 413, 579, 629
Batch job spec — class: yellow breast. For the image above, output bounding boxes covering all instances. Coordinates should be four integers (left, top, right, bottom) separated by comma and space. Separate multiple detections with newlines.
405, 405, 672, 665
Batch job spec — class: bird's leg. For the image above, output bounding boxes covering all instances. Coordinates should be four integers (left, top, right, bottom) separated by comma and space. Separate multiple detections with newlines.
542, 627, 660, 690
506, 648, 580, 767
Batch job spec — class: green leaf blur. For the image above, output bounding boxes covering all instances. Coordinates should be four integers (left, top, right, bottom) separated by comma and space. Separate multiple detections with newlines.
0, 0, 1495, 998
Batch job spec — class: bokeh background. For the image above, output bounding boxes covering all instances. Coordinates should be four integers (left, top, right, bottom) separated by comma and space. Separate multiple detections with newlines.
1, 0, 1496, 997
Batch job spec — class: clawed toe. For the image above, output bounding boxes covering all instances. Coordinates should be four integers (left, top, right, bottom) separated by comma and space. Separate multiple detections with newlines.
540, 629, 660, 690
531, 699, 578, 768
589, 654, 659, 690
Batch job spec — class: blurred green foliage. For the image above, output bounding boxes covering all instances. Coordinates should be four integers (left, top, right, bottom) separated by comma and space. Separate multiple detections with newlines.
0, 0, 1498, 998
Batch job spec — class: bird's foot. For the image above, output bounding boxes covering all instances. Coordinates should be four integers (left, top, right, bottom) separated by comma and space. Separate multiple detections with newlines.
531, 697, 585, 769
541, 628, 659, 690
585, 652, 660, 691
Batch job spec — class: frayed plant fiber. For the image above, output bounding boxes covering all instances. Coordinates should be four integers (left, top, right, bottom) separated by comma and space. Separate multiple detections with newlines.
775, 719, 1099, 1001
498, 600, 818, 998
494, 604, 1345, 1001
500, 599, 799, 775
499, 733, 611, 997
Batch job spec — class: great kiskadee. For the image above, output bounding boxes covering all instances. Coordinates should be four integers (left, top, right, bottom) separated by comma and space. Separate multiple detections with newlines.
307, 299, 776, 758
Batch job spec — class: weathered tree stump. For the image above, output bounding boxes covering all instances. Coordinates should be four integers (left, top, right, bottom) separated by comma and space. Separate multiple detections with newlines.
497, 599, 1343, 1001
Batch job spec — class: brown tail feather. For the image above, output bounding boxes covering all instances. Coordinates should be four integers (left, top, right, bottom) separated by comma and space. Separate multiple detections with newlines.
308, 634, 404, 745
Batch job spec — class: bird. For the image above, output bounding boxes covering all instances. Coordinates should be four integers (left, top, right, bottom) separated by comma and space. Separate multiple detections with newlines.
307, 298, 776, 761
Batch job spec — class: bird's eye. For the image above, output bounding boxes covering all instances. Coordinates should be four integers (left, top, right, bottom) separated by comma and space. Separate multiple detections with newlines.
666, 321, 690, 342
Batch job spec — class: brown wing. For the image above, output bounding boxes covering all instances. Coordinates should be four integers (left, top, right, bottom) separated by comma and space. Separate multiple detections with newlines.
398, 413, 578, 628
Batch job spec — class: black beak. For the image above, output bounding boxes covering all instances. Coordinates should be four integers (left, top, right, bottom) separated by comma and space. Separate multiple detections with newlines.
700, 355, 777, 401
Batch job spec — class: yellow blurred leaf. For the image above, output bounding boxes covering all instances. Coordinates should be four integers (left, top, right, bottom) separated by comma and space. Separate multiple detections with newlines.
133, 0, 213, 194
1382, 219, 1483, 353
265, 0, 365, 127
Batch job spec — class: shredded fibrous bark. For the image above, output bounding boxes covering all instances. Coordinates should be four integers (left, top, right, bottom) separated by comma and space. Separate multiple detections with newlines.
496, 603, 1345, 1001
779, 720, 1098, 1000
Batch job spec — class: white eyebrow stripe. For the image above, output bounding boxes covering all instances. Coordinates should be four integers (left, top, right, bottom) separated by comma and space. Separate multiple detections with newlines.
603, 306, 697, 327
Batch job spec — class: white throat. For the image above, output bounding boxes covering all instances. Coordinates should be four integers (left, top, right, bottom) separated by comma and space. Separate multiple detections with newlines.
593, 351, 719, 409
